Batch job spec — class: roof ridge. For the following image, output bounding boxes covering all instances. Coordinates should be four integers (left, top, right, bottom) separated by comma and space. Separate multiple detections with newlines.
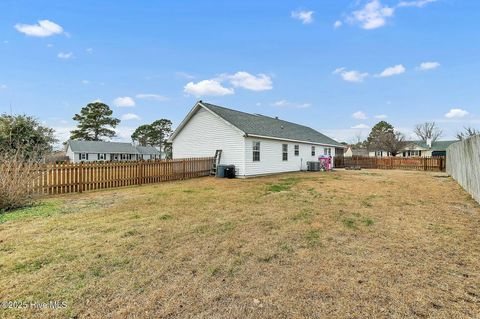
202, 102, 323, 132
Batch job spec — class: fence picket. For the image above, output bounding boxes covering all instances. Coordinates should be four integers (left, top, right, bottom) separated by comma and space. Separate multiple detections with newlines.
22, 158, 214, 196
335, 156, 446, 172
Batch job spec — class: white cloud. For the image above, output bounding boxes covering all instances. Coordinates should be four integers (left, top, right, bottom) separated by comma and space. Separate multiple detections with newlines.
184, 80, 234, 97
57, 52, 73, 59
175, 72, 195, 80
445, 108, 469, 119
272, 100, 311, 108
0, 84, 6, 89
398, 0, 437, 8
226, 71, 273, 91
351, 124, 370, 129
291, 10, 314, 24
374, 114, 388, 119
121, 113, 141, 121
81, 80, 89, 85
353, 111, 367, 120
113, 96, 136, 107
333, 67, 369, 83
3, 40, 8, 44
86, 48, 93, 54
348, 0, 395, 30
135, 94, 168, 102
378, 64, 406, 77
112, 126, 136, 143
15, 20, 64, 37
334, 20, 343, 28
418, 61, 440, 71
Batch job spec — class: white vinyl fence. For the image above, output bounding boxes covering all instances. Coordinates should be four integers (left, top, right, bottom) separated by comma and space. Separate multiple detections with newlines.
446, 135, 480, 203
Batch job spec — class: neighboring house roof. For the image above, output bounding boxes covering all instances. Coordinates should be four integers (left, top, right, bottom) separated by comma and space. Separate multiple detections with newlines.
67, 140, 139, 154
136, 146, 160, 155
170, 101, 342, 147
406, 140, 458, 151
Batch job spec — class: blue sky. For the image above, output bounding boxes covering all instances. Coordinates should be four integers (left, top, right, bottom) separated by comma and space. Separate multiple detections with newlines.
1, 0, 479, 144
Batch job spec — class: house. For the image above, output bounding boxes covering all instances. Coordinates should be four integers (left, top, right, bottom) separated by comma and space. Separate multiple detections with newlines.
399, 140, 458, 157
137, 146, 164, 160
66, 140, 161, 163
344, 147, 369, 157
367, 139, 458, 158
168, 101, 343, 177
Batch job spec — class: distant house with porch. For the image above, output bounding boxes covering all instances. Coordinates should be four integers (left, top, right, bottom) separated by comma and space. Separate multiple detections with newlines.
367, 140, 458, 158
66, 140, 161, 163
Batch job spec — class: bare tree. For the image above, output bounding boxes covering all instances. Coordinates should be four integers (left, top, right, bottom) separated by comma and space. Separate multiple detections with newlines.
456, 127, 479, 140
382, 131, 406, 157
414, 122, 442, 142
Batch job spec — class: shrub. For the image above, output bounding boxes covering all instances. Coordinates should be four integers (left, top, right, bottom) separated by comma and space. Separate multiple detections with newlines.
0, 150, 41, 212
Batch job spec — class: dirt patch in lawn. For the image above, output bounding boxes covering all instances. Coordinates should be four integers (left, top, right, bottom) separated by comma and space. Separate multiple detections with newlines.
0, 170, 479, 318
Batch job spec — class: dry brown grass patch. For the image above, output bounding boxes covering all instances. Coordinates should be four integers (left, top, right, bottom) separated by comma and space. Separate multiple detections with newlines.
0, 170, 479, 318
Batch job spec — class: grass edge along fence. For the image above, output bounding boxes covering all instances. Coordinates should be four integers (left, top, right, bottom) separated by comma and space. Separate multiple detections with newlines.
26, 157, 214, 196
335, 156, 446, 172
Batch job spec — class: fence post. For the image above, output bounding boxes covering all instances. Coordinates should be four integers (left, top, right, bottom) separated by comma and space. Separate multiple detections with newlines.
182, 159, 186, 180
79, 162, 84, 193
138, 161, 143, 185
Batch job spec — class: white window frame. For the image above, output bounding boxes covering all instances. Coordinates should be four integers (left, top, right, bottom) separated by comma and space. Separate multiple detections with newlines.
311, 146, 315, 156
294, 145, 299, 156
252, 141, 260, 162
79, 153, 88, 161
282, 144, 288, 161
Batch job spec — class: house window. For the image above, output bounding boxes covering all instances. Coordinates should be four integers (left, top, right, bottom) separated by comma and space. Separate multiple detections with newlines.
253, 141, 260, 162
294, 145, 299, 156
324, 148, 331, 156
311, 146, 315, 156
98, 153, 106, 160
376, 151, 382, 157
79, 153, 88, 161
282, 144, 288, 161
121, 154, 127, 160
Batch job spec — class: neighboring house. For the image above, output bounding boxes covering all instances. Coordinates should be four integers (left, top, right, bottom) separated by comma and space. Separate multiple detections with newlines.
399, 140, 458, 157
367, 140, 458, 158
344, 147, 369, 157
66, 140, 161, 163
168, 101, 342, 177
137, 146, 164, 160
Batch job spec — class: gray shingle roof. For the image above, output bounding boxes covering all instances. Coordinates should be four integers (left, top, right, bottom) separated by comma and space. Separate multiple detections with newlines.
136, 146, 160, 155
407, 140, 458, 151
201, 102, 342, 147
67, 140, 139, 154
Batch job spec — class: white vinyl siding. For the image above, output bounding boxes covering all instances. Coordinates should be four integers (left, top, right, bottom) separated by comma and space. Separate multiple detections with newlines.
244, 137, 336, 176
172, 107, 245, 176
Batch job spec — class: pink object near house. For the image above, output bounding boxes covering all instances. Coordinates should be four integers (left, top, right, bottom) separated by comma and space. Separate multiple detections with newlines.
319, 156, 332, 171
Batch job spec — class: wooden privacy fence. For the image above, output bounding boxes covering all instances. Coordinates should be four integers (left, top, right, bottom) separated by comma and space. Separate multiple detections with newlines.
26, 157, 214, 195
335, 156, 446, 172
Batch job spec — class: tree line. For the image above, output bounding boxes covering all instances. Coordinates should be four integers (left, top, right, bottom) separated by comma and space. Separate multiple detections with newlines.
1, 102, 173, 159
350, 120, 479, 156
